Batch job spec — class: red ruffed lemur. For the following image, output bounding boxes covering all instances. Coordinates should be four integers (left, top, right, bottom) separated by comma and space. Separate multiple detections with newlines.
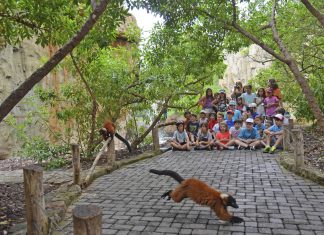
99, 120, 132, 152
150, 169, 244, 224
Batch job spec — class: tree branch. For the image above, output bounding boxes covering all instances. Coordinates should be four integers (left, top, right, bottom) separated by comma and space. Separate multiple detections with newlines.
70, 52, 98, 152
0, 0, 111, 123
167, 103, 198, 110
130, 96, 172, 149
184, 74, 211, 87
196, 4, 289, 64
270, 0, 293, 62
0, 12, 40, 30
300, 0, 324, 27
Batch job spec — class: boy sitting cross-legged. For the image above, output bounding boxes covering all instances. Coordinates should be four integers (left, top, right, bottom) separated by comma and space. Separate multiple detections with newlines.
195, 123, 213, 150
234, 118, 261, 150
263, 114, 284, 154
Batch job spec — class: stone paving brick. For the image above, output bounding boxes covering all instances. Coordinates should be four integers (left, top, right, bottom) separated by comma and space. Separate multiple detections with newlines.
53, 150, 324, 234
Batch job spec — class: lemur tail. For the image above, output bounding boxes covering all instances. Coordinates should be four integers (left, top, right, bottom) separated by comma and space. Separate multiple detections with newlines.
115, 132, 132, 153
149, 169, 184, 183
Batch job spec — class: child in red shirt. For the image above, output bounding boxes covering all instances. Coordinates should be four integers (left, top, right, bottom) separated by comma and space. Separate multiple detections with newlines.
215, 122, 236, 150
208, 112, 217, 133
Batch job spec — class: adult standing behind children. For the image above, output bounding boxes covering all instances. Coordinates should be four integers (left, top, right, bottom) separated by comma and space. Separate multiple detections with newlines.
231, 81, 243, 101
264, 88, 279, 120
242, 85, 256, 111
198, 88, 214, 113
268, 79, 282, 101
216, 89, 229, 114
254, 88, 266, 116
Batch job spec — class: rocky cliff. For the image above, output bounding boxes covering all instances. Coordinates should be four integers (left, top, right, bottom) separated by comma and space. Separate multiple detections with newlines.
219, 44, 272, 91
0, 16, 138, 159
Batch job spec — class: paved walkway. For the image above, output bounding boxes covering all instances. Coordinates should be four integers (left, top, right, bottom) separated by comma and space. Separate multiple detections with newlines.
55, 150, 324, 235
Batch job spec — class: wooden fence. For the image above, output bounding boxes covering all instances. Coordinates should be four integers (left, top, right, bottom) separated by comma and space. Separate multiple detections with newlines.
283, 119, 305, 170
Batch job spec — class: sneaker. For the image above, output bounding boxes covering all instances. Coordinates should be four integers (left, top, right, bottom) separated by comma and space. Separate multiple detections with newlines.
250, 146, 256, 151
263, 146, 270, 153
269, 146, 276, 154
237, 145, 243, 150
228, 146, 235, 150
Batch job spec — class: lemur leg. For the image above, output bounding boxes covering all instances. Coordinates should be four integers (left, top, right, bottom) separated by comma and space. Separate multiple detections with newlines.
213, 203, 244, 223
161, 190, 172, 200
170, 187, 187, 203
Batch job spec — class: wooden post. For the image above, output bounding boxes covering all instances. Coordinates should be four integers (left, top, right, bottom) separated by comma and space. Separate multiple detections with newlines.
292, 128, 304, 170
107, 138, 115, 167
152, 127, 160, 152
283, 125, 290, 151
288, 118, 294, 130
23, 165, 48, 235
73, 205, 102, 235
72, 144, 81, 185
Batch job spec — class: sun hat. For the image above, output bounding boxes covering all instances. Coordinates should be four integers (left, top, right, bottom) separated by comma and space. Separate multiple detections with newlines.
219, 89, 226, 93
229, 100, 237, 106
246, 118, 254, 123
248, 103, 257, 108
274, 114, 284, 121
200, 110, 207, 114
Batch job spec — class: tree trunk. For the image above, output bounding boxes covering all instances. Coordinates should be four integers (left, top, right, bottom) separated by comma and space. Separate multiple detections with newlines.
229, 1, 324, 130
0, 0, 110, 123
300, 0, 324, 27
270, 1, 324, 129
130, 97, 171, 150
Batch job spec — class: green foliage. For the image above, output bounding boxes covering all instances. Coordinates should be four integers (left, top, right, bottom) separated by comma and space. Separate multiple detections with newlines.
250, 60, 324, 122
0, 0, 128, 47
21, 137, 69, 169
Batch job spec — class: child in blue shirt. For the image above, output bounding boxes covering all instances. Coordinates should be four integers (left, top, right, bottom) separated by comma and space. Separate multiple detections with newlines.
234, 118, 261, 150
226, 110, 235, 129
254, 115, 265, 137
263, 114, 284, 154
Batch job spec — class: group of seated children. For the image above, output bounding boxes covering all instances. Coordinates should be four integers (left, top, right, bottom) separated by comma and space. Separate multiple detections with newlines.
171, 111, 284, 153
170, 107, 285, 154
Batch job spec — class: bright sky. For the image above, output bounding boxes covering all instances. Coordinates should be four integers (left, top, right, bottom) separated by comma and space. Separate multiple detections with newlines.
129, 8, 163, 41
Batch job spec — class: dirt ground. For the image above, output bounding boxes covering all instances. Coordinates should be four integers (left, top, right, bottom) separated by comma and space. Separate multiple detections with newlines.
0, 146, 153, 234
302, 126, 324, 172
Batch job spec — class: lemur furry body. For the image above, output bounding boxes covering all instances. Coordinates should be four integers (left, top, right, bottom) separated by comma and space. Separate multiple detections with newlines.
149, 169, 244, 224
99, 120, 132, 152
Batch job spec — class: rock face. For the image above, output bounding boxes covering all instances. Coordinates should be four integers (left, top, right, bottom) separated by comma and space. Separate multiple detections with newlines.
0, 16, 139, 159
219, 44, 272, 91
0, 39, 49, 159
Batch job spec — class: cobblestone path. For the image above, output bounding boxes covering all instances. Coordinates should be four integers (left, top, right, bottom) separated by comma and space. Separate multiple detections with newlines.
55, 150, 324, 235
